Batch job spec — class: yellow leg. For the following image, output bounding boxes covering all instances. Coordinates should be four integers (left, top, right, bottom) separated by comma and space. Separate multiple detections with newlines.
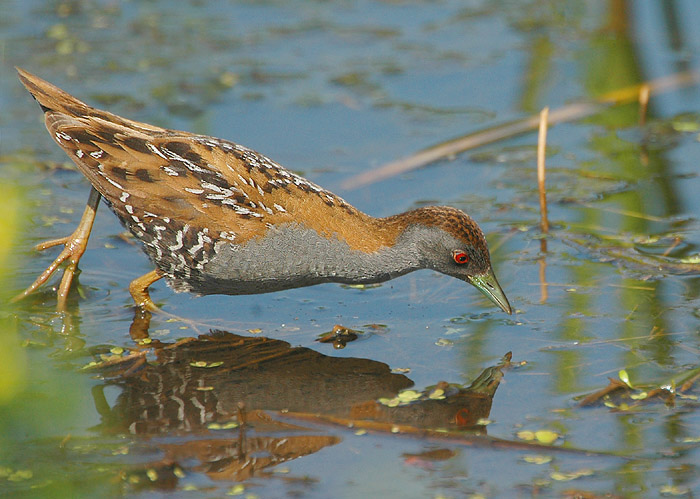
129, 269, 163, 311
12, 187, 101, 312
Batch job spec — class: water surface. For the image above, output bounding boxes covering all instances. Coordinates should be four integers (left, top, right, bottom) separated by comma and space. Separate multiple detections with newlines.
2, 1, 700, 496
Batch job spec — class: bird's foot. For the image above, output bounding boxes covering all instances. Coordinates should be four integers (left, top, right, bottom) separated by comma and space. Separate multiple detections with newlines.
129, 269, 163, 312
127, 270, 205, 341
12, 188, 101, 312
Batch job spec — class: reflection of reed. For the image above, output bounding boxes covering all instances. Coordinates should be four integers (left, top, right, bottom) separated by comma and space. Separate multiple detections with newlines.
639, 84, 650, 166
160, 434, 340, 483
638, 84, 650, 126
122, 429, 341, 487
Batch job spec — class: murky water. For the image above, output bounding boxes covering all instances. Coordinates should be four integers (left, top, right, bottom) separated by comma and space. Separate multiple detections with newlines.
2, 1, 700, 496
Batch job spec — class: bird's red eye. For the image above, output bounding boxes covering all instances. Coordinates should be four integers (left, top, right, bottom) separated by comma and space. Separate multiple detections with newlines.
453, 251, 469, 265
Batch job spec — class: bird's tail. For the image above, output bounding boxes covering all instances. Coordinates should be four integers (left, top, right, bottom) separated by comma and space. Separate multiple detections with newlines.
16, 67, 92, 117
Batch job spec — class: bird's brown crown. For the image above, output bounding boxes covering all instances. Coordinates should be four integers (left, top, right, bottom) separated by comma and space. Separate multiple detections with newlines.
383, 206, 487, 249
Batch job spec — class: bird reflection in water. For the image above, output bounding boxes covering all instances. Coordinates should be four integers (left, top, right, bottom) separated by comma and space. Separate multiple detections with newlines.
88, 329, 512, 490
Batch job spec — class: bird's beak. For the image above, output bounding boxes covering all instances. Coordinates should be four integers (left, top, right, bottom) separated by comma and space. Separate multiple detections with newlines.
468, 268, 512, 315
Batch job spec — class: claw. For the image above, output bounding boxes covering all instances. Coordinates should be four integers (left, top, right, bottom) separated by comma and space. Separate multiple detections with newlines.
12, 188, 101, 311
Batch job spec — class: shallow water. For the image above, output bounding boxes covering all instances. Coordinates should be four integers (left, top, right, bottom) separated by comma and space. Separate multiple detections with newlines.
2, 1, 700, 496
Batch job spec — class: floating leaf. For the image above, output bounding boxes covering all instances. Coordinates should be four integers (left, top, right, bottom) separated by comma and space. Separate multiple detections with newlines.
219, 72, 239, 88
47, 23, 69, 40
429, 388, 445, 399
190, 361, 223, 368
523, 454, 552, 465
227, 484, 245, 496
671, 120, 700, 132
7, 469, 32, 482
99, 353, 122, 362
378, 397, 400, 408
618, 369, 632, 387
660, 484, 689, 496
517, 430, 535, 441
550, 469, 594, 481
534, 430, 559, 444
550, 472, 570, 481
397, 390, 421, 403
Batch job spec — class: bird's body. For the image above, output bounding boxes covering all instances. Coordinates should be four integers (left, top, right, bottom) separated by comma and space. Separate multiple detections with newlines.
15, 68, 511, 314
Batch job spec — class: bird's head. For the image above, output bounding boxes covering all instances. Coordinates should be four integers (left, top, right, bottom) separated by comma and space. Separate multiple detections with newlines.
398, 206, 512, 314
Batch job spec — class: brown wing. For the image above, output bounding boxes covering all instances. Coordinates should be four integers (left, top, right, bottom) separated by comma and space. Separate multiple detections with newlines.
17, 68, 395, 252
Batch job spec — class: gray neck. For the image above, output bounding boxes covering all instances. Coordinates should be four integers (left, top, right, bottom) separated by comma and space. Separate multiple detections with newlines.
190, 223, 433, 295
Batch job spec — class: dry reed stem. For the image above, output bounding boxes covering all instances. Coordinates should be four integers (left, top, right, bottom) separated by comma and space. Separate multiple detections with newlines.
537, 107, 549, 302
342, 70, 699, 190
537, 107, 549, 234
662, 236, 682, 257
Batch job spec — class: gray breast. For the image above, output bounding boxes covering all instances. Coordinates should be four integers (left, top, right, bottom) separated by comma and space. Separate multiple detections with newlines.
186, 223, 421, 296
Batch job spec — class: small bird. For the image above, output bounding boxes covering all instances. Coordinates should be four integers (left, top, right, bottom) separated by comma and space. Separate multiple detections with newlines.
14, 68, 511, 315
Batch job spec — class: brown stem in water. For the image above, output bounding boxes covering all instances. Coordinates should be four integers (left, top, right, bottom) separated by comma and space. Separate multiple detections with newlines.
537, 107, 549, 234
537, 107, 549, 303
